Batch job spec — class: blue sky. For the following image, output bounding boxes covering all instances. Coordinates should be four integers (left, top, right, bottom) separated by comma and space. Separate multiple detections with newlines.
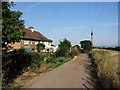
11, 2, 118, 46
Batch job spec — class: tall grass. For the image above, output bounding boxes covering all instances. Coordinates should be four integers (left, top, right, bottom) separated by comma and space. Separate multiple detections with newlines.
90, 50, 120, 88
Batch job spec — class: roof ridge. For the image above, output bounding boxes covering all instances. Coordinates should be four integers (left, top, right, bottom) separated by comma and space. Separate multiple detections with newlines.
22, 28, 53, 42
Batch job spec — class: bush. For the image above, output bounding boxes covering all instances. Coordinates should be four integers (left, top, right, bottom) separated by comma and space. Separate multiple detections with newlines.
115, 46, 120, 51
50, 52, 57, 58
2, 51, 30, 87
28, 52, 44, 68
2, 51, 44, 87
70, 45, 81, 57
80, 40, 92, 53
46, 57, 65, 64
56, 38, 71, 57
37, 43, 45, 52
46, 58, 57, 63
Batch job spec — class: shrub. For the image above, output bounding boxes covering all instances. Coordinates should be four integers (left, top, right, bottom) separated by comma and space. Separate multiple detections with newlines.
56, 38, 72, 57
37, 43, 45, 52
2, 51, 44, 87
115, 46, 120, 51
2, 51, 30, 87
46, 58, 57, 63
80, 40, 92, 53
28, 52, 44, 68
70, 45, 81, 57
46, 57, 65, 64
50, 52, 57, 58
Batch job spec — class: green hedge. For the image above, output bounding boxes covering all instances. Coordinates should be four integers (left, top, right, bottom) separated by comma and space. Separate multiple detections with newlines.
80, 40, 93, 53
2, 51, 44, 87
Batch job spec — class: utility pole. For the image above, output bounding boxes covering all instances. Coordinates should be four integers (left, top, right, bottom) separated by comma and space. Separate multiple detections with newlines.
90, 26, 94, 43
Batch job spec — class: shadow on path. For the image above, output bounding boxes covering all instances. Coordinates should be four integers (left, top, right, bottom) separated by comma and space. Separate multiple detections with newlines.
82, 54, 102, 90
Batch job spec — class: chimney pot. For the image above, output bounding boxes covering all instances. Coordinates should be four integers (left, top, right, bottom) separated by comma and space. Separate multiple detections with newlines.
28, 27, 34, 32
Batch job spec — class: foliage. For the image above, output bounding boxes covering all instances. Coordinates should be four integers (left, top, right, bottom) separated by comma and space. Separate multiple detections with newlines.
2, 49, 73, 88
46, 58, 57, 63
115, 46, 120, 51
70, 45, 81, 57
37, 43, 45, 52
56, 38, 72, 57
46, 58, 71, 70
46, 57, 65, 63
80, 40, 92, 53
103, 46, 120, 51
2, 51, 44, 87
2, 2, 25, 48
2, 81, 22, 89
28, 52, 44, 69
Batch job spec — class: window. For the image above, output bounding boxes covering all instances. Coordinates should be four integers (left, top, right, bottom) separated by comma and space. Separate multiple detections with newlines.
48, 42, 51, 46
47, 49, 49, 52
30, 41, 32, 45
40, 41, 45, 44
35, 41, 39, 45
24, 40, 29, 45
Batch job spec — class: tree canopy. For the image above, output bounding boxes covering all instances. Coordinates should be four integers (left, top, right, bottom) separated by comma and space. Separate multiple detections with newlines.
57, 38, 71, 57
80, 40, 93, 52
2, 2, 25, 48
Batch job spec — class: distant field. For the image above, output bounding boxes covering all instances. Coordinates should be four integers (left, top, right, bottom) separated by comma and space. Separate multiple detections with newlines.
90, 49, 120, 88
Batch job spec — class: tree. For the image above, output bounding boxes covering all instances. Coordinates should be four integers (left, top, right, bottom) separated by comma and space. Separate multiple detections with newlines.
80, 40, 92, 52
2, 2, 25, 48
57, 38, 71, 57
37, 43, 45, 52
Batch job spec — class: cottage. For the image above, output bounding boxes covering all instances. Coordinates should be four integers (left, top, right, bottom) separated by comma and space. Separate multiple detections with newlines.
11, 27, 53, 52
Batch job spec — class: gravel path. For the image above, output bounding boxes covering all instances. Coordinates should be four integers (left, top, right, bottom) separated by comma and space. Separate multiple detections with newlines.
23, 54, 95, 88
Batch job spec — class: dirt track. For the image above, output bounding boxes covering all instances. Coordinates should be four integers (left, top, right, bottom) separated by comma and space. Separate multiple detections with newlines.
23, 54, 95, 88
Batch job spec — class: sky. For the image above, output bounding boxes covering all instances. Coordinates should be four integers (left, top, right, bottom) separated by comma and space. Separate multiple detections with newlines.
11, 2, 118, 47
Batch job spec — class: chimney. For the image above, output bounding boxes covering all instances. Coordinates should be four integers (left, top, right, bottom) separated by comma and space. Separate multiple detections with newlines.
28, 27, 34, 32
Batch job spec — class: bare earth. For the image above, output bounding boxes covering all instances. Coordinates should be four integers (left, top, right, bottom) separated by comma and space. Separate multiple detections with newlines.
23, 54, 95, 88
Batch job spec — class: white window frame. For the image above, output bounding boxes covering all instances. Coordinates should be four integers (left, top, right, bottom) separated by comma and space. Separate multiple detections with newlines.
40, 41, 42, 43
31, 41, 33, 45
35, 41, 39, 45
48, 42, 51, 46
24, 40, 29, 45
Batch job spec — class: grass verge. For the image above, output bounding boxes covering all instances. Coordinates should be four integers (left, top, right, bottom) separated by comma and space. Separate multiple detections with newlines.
90, 49, 120, 88
46, 58, 71, 71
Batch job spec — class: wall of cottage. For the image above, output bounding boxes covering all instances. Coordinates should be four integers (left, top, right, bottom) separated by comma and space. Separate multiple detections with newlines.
22, 40, 37, 50
11, 40, 22, 50
11, 39, 53, 52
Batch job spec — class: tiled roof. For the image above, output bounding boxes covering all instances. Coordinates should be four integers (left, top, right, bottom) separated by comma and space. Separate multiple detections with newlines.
21, 28, 53, 42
